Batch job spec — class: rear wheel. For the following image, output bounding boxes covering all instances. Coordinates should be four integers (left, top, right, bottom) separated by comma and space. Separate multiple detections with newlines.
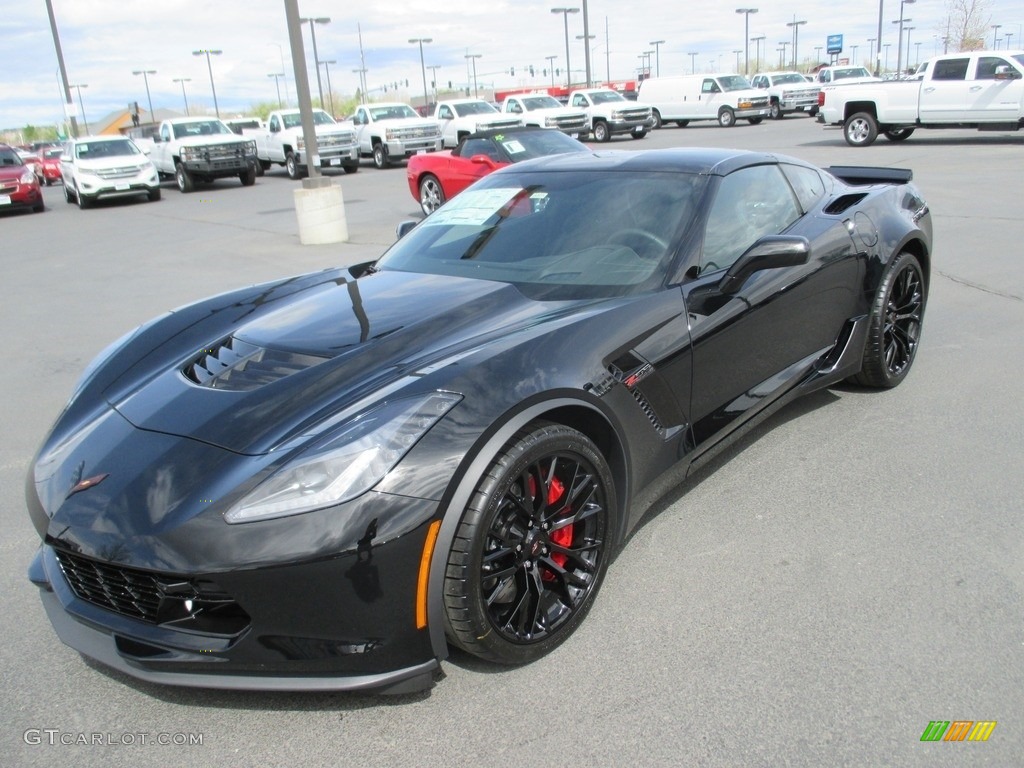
844, 112, 879, 147
592, 121, 610, 142
418, 174, 445, 216
443, 422, 615, 665
851, 252, 926, 388
343, 163, 359, 174
175, 163, 194, 192
748, 117, 764, 125
718, 107, 736, 127
675, 120, 689, 127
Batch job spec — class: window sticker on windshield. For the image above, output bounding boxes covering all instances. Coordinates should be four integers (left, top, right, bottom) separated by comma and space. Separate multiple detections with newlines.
424, 187, 525, 226
502, 140, 526, 154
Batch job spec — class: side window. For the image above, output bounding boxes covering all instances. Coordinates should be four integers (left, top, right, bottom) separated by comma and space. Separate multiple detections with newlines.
160, 124, 170, 142
438, 106, 453, 120
932, 57, 970, 80
571, 94, 584, 107
461, 139, 497, 159
700, 165, 802, 274
701, 79, 719, 94
269, 115, 280, 131
976, 57, 1010, 80
507, 101, 522, 113
780, 164, 827, 213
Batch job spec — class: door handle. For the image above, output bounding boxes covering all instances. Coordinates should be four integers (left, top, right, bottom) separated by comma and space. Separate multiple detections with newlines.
969, 85, 983, 92
923, 87, 935, 93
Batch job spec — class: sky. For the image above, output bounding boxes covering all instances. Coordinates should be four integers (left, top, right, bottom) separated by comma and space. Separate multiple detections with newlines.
2, 0, 1021, 131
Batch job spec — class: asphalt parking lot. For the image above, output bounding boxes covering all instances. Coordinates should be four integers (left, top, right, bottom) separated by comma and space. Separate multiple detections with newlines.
3, 116, 1022, 767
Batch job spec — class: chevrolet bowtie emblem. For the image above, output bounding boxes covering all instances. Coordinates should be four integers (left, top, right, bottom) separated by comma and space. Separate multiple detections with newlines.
66, 473, 110, 498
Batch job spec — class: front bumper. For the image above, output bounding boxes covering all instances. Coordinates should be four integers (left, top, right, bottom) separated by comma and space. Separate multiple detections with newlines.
735, 106, 771, 119
76, 169, 160, 199
181, 154, 257, 177
296, 146, 359, 168
386, 138, 444, 158
778, 95, 819, 110
606, 116, 656, 134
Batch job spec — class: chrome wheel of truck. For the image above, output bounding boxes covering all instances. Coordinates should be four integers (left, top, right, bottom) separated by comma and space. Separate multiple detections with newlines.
844, 112, 879, 147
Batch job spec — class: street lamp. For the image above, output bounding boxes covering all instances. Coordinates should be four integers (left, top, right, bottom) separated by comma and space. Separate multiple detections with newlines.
786, 17, 807, 70
733, 50, 742, 71
867, 37, 876, 69
191, 50, 222, 118
551, 7, 580, 89
299, 16, 330, 108
427, 64, 441, 102
778, 41, 789, 69
851, 44, 859, 66
903, 28, 916, 73
269, 43, 290, 107
267, 74, 284, 109
1005, 32, 1014, 50
352, 68, 368, 101
814, 45, 822, 63
577, 34, 597, 84
465, 53, 481, 97
68, 83, 88, 134
883, 42, 891, 73
546, 55, 558, 86
173, 77, 191, 116
915, 41, 922, 67
409, 38, 433, 112
319, 60, 336, 117
649, 39, 665, 77
735, 8, 758, 75
894, 0, 915, 80
992, 24, 1002, 49
131, 69, 156, 123
688, 51, 698, 74
751, 35, 765, 72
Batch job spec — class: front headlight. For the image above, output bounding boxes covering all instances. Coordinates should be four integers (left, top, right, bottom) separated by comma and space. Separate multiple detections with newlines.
295, 136, 305, 150
224, 391, 461, 523
20, 168, 36, 184
245, 140, 256, 154
385, 128, 398, 140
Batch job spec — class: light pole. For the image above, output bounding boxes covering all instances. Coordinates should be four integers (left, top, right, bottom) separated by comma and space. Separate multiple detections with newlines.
851, 44, 859, 66
269, 43, 290, 107
915, 41, 922, 66
815, 45, 822, 64
69, 83, 88, 134
577, 34, 597, 84
352, 68, 368, 101
778, 41, 789, 69
992, 24, 1002, 49
1005, 32, 1014, 50
581, 0, 593, 88
409, 38, 432, 111
735, 8, 758, 75
787, 17, 807, 70
903, 28, 915, 73
319, 60, 336, 116
649, 39, 665, 77
191, 50, 222, 118
551, 7, 580, 89
465, 53, 481, 97
427, 64, 441, 102
299, 16, 330, 107
894, 0, 915, 81
883, 43, 891, 73
267, 74, 284, 109
173, 77, 191, 115
734, 50, 742, 70
751, 35, 765, 71
688, 51, 698, 74
546, 55, 558, 86
867, 37, 876, 69
131, 69, 156, 123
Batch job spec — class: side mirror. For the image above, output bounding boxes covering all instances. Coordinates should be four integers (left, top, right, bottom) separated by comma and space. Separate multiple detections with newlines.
994, 65, 1021, 81
718, 235, 810, 295
469, 154, 498, 168
152, 134, 162, 143
396, 220, 419, 239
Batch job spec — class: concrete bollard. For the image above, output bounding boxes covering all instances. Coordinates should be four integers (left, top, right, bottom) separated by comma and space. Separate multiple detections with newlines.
293, 176, 348, 245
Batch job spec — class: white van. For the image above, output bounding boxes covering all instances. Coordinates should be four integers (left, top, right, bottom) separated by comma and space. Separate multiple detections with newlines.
637, 74, 770, 128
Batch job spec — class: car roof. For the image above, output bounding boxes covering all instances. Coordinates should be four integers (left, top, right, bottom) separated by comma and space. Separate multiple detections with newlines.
505, 147, 797, 177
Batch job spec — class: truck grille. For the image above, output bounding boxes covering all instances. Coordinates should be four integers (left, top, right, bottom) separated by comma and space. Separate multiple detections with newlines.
319, 132, 357, 148
480, 118, 522, 131
749, 96, 769, 108
393, 126, 440, 139
617, 107, 652, 121
549, 115, 588, 131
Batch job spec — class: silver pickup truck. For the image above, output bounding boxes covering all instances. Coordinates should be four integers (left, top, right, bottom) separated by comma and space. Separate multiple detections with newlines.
350, 103, 442, 169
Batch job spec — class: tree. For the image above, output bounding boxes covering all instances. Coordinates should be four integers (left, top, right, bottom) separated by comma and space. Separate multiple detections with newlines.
942, 0, 991, 51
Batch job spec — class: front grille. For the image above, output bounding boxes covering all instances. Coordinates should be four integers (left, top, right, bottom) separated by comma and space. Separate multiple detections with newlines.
184, 336, 328, 391
55, 549, 163, 622
749, 96, 769, 108
394, 126, 439, 139
95, 166, 142, 180
481, 118, 522, 130
0, 181, 17, 195
319, 132, 356, 148
553, 117, 587, 130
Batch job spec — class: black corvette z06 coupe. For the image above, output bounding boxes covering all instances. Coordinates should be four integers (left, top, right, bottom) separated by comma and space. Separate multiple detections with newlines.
27, 148, 931, 694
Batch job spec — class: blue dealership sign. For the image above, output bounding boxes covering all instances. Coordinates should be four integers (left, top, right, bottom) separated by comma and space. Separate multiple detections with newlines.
827, 34, 843, 54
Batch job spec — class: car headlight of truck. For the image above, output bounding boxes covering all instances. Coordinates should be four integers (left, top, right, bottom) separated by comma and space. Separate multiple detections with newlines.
224, 392, 462, 523
295, 136, 305, 151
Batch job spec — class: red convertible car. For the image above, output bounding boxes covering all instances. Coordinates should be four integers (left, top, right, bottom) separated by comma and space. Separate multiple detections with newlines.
407, 126, 588, 215
41, 148, 63, 185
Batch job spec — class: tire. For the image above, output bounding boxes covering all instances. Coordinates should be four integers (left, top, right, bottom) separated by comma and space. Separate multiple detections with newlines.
147, 187, 161, 202
285, 152, 303, 180
63, 183, 73, 204
808, 106, 819, 117
770, 101, 782, 120
175, 163, 194, 193
883, 127, 915, 142
372, 142, 389, 169
45, 178, 53, 186
844, 112, 879, 147
343, 163, 359, 174
33, 200, 45, 213
254, 160, 266, 177
717, 107, 736, 127
851, 252, 926, 388
631, 128, 647, 139
240, 166, 256, 186
651, 110, 662, 130
593, 121, 610, 142
76, 185, 93, 209
675, 120, 689, 127
418, 173, 445, 216
443, 422, 616, 665
748, 117, 764, 125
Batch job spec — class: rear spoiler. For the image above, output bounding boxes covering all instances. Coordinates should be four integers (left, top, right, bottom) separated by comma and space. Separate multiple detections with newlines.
826, 165, 913, 185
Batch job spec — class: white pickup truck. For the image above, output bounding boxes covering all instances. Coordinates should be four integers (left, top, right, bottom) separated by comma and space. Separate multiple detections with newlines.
149, 116, 258, 193
433, 99, 522, 148
750, 72, 821, 119
246, 108, 359, 178
818, 50, 1024, 146
567, 88, 653, 141
349, 102, 443, 169
501, 94, 589, 138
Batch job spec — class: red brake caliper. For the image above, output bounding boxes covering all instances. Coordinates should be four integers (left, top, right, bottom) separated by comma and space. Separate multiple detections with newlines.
530, 472, 573, 581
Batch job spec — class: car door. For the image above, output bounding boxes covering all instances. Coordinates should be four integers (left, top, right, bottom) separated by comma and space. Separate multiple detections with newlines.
436, 104, 457, 146
918, 56, 971, 121
967, 55, 1024, 121
696, 78, 722, 118
678, 163, 863, 449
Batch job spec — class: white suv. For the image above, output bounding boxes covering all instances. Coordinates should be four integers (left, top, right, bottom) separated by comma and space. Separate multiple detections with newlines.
61, 136, 161, 209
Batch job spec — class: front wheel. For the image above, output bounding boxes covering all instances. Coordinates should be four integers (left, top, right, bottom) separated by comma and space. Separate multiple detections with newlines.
717, 107, 736, 127
240, 166, 256, 186
443, 422, 616, 665
418, 173, 445, 216
770, 101, 782, 120
883, 127, 915, 142
631, 128, 647, 139
63, 183, 74, 204
285, 152, 304, 180
343, 163, 359, 174
851, 252, 927, 388
147, 187, 161, 202
844, 112, 879, 147
175, 163, 194, 192
651, 110, 662, 130
592, 121, 610, 142
748, 117, 764, 125
372, 142, 389, 169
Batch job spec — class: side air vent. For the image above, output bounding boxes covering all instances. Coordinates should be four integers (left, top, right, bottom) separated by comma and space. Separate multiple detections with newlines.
823, 193, 868, 215
630, 387, 665, 436
183, 336, 328, 392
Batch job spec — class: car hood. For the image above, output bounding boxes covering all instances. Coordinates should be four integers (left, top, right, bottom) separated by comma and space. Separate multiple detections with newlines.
76, 155, 152, 171
108, 270, 588, 455
0, 165, 30, 181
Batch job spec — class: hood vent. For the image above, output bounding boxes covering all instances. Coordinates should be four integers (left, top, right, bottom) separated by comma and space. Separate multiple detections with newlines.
183, 336, 328, 392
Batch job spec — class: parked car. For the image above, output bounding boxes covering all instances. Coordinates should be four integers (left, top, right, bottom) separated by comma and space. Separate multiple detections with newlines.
749, 72, 821, 119
0, 143, 44, 213
15, 148, 44, 185
406, 126, 588, 215
61, 135, 161, 208
638, 74, 770, 127
27, 147, 932, 695
40, 148, 63, 185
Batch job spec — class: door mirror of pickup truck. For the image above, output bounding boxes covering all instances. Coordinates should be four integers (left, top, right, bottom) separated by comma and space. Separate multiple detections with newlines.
994, 65, 1022, 80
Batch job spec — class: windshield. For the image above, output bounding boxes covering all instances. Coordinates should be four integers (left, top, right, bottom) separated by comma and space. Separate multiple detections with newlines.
0, 147, 22, 166
588, 91, 626, 104
370, 105, 419, 120
833, 67, 872, 80
75, 139, 140, 159
454, 101, 500, 116
378, 169, 706, 300
281, 111, 337, 128
718, 75, 753, 91
773, 73, 808, 85
173, 120, 231, 139
522, 96, 564, 110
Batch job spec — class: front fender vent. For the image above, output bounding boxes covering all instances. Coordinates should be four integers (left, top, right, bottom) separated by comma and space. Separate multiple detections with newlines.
184, 336, 328, 392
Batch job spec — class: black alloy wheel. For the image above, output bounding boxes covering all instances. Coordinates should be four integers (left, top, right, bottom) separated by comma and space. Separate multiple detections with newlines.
444, 422, 615, 664
853, 252, 926, 388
